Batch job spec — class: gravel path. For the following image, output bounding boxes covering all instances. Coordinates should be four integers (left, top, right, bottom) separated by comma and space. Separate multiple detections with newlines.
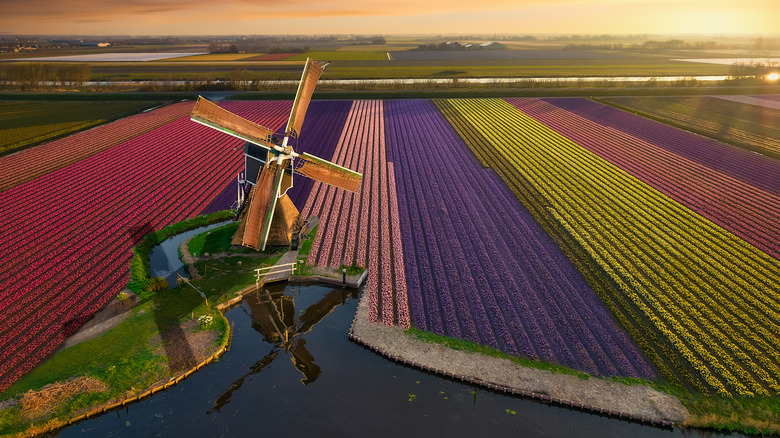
349, 290, 689, 426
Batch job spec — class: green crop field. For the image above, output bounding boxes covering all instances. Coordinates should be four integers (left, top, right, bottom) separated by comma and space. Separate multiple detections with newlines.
598, 96, 780, 159
161, 53, 266, 62
0, 101, 159, 155
336, 45, 416, 52
323, 60, 727, 79
286, 51, 389, 61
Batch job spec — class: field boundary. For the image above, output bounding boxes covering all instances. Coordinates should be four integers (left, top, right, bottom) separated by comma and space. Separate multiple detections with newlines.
348, 289, 688, 428
22, 314, 232, 438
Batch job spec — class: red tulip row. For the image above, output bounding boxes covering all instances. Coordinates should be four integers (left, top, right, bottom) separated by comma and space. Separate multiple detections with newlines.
0, 102, 195, 192
302, 100, 410, 327
0, 101, 292, 391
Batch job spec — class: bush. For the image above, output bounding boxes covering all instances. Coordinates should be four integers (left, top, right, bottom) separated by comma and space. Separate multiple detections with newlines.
145, 277, 168, 292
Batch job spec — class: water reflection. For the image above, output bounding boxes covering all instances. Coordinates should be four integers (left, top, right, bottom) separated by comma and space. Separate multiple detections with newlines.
209, 286, 357, 414
56, 284, 744, 438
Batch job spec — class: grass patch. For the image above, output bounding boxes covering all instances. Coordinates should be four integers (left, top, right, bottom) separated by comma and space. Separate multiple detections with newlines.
432, 70, 467, 76
339, 263, 365, 276
1, 314, 162, 401
336, 45, 416, 52
162, 53, 265, 62
669, 388, 780, 435
297, 225, 317, 258
186, 222, 242, 256
405, 327, 593, 380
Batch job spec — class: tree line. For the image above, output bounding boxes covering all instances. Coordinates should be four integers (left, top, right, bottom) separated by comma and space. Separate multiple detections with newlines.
0, 63, 91, 90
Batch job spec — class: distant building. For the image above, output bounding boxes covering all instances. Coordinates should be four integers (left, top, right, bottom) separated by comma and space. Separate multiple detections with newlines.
480, 41, 506, 50
78, 42, 111, 47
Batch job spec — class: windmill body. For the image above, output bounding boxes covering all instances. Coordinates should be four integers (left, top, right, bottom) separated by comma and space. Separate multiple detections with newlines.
190, 58, 362, 251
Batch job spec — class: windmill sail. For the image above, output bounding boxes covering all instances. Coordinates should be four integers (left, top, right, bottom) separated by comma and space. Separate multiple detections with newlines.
285, 58, 324, 138
190, 59, 363, 251
242, 161, 287, 250
191, 96, 275, 148
296, 152, 362, 192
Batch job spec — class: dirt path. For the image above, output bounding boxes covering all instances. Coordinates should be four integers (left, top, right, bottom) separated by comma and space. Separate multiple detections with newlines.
349, 291, 689, 426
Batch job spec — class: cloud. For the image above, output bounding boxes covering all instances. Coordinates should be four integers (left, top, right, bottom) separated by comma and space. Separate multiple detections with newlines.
1, 0, 776, 35
3, 0, 539, 25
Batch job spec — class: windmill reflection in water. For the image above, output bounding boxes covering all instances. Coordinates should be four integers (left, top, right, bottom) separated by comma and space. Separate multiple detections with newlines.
208, 286, 357, 413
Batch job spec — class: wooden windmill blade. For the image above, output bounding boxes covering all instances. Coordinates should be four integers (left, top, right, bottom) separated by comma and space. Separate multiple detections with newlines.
242, 160, 288, 250
296, 152, 363, 193
285, 58, 324, 138
189, 59, 363, 252
191, 96, 276, 148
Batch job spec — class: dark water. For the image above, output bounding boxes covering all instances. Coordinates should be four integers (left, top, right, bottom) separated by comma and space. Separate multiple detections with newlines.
148, 221, 234, 289
56, 284, 743, 438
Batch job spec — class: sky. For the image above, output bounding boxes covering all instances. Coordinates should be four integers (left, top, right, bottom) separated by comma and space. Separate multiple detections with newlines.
1, 0, 778, 36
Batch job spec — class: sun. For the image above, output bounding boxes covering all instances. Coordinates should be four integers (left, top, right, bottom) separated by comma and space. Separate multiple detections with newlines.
767, 72, 780, 81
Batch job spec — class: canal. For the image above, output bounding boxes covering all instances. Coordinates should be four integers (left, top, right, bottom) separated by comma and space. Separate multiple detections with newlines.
56, 283, 743, 437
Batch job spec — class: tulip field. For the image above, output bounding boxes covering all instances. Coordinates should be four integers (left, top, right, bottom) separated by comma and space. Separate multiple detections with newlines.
302, 100, 411, 328
0, 101, 291, 391
384, 99, 653, 378
539, 98, 780, 196
2, 96, 779, 398
508, 98, 780, 261
0, 102, 194, 192
596, 96, 780, 160
439, 98, 780, 396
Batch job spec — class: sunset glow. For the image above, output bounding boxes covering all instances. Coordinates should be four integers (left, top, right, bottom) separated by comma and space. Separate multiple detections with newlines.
1, 0, 778, 35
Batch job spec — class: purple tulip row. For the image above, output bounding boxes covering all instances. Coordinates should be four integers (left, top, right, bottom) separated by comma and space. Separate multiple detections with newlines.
384, 99, 655, 379
0, 101, 292, 391
540, 98, 780, 196
512, 98, 780, 261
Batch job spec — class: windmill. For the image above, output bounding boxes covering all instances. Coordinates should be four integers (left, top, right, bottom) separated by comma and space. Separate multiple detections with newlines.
190, 58, 362, 251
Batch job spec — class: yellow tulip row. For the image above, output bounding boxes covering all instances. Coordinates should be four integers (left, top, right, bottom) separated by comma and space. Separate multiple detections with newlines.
446, 98, 780, 396
441, 103, 709, 392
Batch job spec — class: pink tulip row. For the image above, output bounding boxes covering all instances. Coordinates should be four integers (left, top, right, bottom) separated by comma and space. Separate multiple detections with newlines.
511, 98, 780, 261
0, 102, 195, 192
539, 97, 780, 196
0, 101, 292, 391
0, 121, 242, 372
302, 100, 410, 326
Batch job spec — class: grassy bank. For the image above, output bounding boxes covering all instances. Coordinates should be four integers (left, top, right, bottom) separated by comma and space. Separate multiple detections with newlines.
0, 211, 287, 437
407, 328, 780, 436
